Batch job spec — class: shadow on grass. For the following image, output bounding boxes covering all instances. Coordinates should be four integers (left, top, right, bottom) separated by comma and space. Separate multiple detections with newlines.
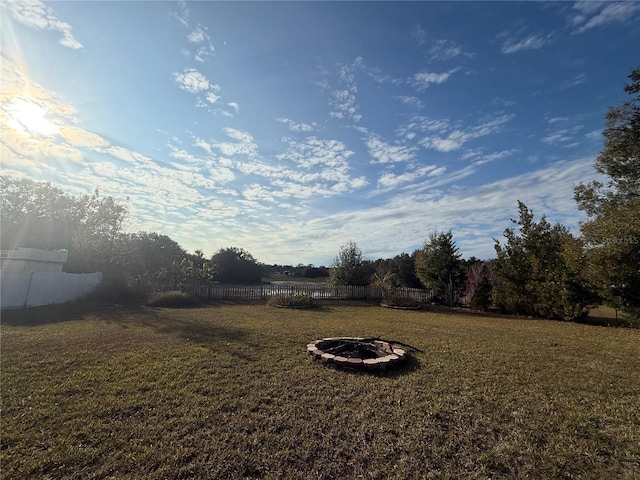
577, 315, 640, 329
316, 352, 422, 378
142, 315, 250, 349
0, 302, 146, 327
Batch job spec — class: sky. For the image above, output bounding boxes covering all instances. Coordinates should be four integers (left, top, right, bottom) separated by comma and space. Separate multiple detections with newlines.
1, 1, 639, 266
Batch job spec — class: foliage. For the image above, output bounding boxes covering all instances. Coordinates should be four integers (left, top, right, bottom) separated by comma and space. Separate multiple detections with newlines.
373, 253, 422, 289
120, 232, 188, 291
174, 250, 216, 287
470, 277, 492, 311
0, 177, 128, 277
211, 247, 263, 284
0, 177, 76, 250
414, 231, 465, 306
330, 241, 372, 286
267, 293, 315, 308
574, 66, 640, 321
302, 266, 330, 278
464, 260, 497, 307
494, 201, 592, 320
146, 290, 198, 308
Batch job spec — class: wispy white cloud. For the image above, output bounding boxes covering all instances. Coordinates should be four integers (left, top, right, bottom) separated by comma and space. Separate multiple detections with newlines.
227, 102, 240, 114
418, 114, 514, 152
173, 68, 210, 93
541, 124, 584, 146
185, 24, 215, 62
276, 118, 315, 132
427, 39, 473, 62
412, 68, 459, 91
364, 135, 418, 164
212, 127, 258, 157
187, 25, 206, 43
323, 57, 364, 123
259, 157, 595, 263
3, 0, 83, 49
500, 31, 554, 54
411, 24, 427, 46
570, 1, 640, 34
378, 164, 442, 188
170, 0, 189, 28
559, 72, 586, 89
462, 149, 517, 166
395, 96, 423, 109
205, 90, 220, 104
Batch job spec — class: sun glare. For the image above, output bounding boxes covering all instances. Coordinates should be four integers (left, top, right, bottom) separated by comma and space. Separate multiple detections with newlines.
4, 97, 60, 137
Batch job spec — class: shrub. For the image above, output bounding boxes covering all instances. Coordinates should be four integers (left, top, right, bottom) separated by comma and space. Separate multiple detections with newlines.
146, 290, 198, 308
267, 293, 314, 308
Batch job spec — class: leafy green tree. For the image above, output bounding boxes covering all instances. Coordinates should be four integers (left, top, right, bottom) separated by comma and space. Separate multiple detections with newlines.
1, 176, 76, 250
66, 190, 128, 275
574, 66, 640, 321
494, 202, 592, 320
1, 176, 128, 276
212, 247, 263, 284
330, 241, 371, 286
415, 231, 464, 306
118, 232, 187, 289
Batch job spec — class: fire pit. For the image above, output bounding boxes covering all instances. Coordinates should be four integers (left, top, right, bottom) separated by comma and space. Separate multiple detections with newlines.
306, 337, 412, 371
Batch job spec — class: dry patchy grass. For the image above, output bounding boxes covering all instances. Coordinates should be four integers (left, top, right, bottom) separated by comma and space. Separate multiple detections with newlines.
2, 302, 639, 479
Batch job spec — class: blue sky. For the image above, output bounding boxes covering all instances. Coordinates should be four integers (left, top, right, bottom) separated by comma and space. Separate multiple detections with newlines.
2, 1, 639, 266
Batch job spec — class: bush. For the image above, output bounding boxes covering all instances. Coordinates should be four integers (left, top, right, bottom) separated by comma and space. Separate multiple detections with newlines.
84, 275, 136, 304
146, 290, 198, 308
267, 293, 314, 308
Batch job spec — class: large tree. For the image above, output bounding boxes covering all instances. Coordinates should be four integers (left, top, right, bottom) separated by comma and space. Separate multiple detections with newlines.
212, 247, 263, 284
330, 241, 372, 286
574, 67, 640, 320
415, 231, 464, 306
1, 176, 128, 275
494, 202, 592, 320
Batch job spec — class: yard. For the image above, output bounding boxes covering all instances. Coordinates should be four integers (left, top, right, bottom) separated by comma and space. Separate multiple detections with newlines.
2, 301, 639, 479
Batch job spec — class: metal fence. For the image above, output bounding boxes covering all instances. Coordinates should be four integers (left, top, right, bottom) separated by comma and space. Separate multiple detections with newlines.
182, 283, 432, 302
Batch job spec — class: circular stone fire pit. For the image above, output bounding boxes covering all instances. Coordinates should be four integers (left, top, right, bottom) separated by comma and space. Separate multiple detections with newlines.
306, 337, 407, 371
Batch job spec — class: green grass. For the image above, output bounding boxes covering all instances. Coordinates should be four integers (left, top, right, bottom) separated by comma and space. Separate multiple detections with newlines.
2, 301, 640, 479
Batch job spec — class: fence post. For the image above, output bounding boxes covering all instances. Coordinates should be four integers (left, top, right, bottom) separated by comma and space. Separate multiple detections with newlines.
23, 271, 34, 308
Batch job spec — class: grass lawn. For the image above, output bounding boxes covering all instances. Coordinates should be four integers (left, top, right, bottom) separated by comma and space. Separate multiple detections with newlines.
2, 302, 639, 479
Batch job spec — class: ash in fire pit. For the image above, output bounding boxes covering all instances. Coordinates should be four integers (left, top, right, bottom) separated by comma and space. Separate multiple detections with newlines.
307, 337, 416, 371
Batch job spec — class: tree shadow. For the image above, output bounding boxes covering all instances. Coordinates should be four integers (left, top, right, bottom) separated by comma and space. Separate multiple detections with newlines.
139, 315, 250, 350
1, 302, 144, 327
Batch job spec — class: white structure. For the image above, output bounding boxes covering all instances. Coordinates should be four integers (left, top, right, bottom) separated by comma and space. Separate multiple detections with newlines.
1, 247, 68, 273
0, 247, 102, 309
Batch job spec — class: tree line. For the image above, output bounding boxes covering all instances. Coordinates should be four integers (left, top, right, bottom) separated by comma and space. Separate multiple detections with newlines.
1, 67, 637, 321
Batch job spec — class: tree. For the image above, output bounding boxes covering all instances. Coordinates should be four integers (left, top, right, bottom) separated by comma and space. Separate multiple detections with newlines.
415, 231, 464, 306
1, 176, 129, 275
1, 176, 76, 250
493, 201, 592, 320
574, 66, 640, 321
470, 277, 492, 311
330, 241, 371, 286
212, 247, 263, 284
464, 260, 496, 308
117, 232, 187, 289
66, 190, 128, 275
